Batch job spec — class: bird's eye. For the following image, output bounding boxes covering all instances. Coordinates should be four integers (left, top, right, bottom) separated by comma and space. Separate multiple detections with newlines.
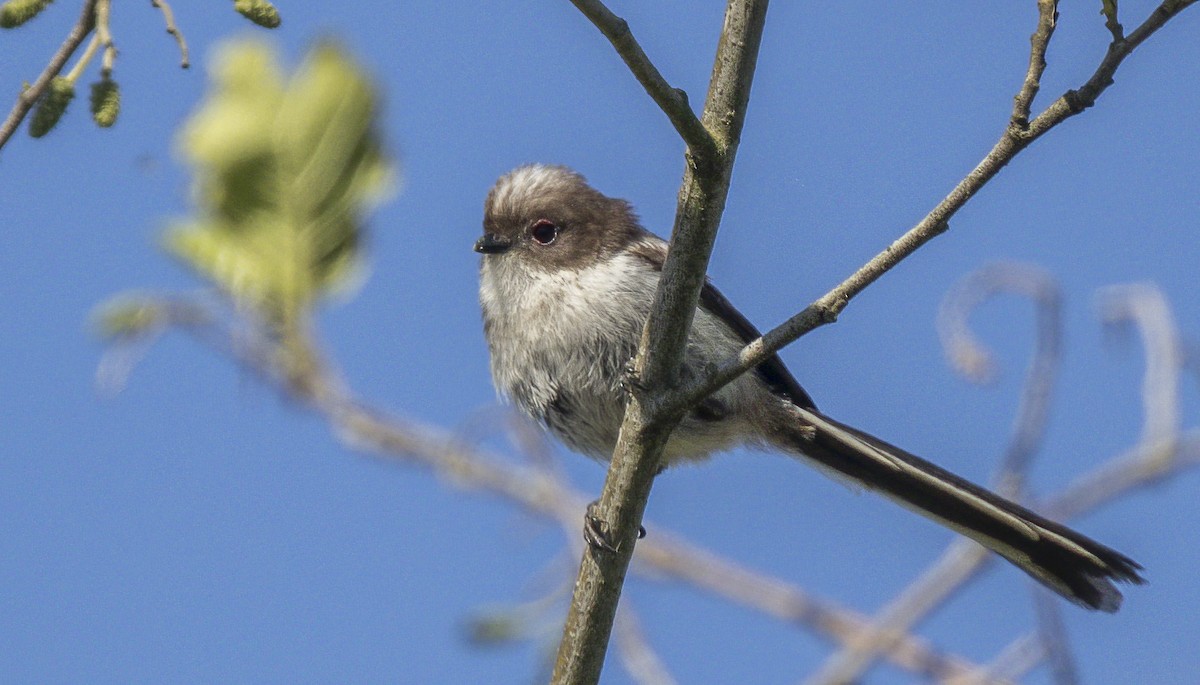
530, 219, 559, 246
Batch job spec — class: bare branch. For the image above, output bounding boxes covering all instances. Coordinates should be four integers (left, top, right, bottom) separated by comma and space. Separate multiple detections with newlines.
957, 264, 1063, 482
972, 634, 1047, 685
1102, 0, 1125, 42
635, 532, 1007, 684
568, 0, 717, 163
95, 0, 115, 76
0, 0, 100, 152
142, 300, 998, 680
552, 2, 770, 683
807, 539, 990, 685
1098, 284, 1183, 452
151, 0, 191, 69
1012, 0, 1059, 127
666, 0, 1196, 420
1026, 0, 1196, 137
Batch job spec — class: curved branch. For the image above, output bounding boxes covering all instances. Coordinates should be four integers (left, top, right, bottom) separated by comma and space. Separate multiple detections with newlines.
935, 263, 1063, 482
568, 0, 717, 164
808, 263, 1065, 685
151, 0, 190, 69
666, 0, 1196, 420
0, 0, 100, 153
1097, 284, 1183, 454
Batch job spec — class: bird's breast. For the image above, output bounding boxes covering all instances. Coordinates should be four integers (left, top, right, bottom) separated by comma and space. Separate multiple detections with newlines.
478, 254, 657, 457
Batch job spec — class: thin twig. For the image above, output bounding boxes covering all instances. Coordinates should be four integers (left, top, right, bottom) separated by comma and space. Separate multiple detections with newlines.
150, 0, 190, 69
938, 263, 1063, 482
1012, 0, 1059, 127
64, 34, 102, 83
568, 0, 716, 164
1027, 0, 1196, 136
1102, 0, 1125, 42
0, 0, 100, 153
95, 0, 115, 76
665, 0, 1196, 422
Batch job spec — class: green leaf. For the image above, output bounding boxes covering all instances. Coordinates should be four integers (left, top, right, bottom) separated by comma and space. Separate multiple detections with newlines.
168, 40, 395, 324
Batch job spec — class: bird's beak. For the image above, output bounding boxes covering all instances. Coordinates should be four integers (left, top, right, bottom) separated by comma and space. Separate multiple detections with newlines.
474, 233, 513, 254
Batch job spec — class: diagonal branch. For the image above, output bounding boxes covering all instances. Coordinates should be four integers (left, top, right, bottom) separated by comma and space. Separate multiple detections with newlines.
568, 0, 717, 164
1026, 0, 1196, 137
0, 0, 100, 153
665, 0, 1196, 421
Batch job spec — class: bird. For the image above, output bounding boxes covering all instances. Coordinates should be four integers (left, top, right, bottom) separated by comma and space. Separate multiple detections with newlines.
474, 164, 1143, 612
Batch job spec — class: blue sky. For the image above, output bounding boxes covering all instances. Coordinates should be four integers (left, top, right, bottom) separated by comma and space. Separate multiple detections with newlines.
2, 2, 1198, 683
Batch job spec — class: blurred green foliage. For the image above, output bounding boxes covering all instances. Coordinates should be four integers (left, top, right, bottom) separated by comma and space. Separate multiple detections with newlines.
164, 40, 395, 327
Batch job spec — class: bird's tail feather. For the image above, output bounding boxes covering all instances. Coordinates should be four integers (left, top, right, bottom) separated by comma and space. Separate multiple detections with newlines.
783, 407, 1143, 612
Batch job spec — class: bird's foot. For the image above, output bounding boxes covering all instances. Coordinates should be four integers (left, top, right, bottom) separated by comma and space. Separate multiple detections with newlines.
583, 500, 646, 553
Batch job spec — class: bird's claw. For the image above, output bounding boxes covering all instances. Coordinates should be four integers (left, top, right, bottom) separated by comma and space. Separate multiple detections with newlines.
619, 359, 645, 396
583, 500, 646, 553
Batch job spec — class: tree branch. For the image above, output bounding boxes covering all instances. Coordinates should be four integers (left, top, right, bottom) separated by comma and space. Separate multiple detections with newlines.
0, 0, 99, 153
1026, 0, 1196, 137
551, 2, 769, 682
129, 298, 999, 681
808, 276, 1194, 683
808, 264, 1066, 685
568, 0, 717, 164
120, 269, 1197, 684
1011, 0, 1059, 127
150, 0, 190, 69
665, 0, 1196, 421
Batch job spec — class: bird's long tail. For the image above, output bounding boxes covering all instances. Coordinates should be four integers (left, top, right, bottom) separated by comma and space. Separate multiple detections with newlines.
783, 407, 1144, 612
